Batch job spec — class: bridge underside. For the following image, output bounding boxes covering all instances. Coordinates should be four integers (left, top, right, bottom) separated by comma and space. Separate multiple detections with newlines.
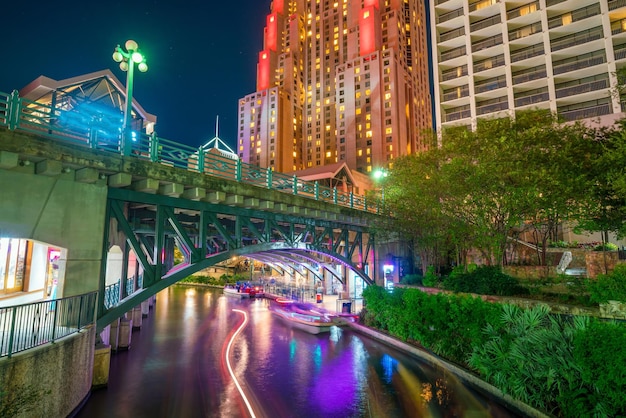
97, 188, 375, 330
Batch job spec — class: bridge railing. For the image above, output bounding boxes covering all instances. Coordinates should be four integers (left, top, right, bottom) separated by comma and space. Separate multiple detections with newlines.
0, 90, 378, 214
0, 291, 97, 358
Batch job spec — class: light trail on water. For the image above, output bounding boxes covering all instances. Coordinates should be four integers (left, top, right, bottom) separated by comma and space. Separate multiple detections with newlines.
226, 308, 257, 418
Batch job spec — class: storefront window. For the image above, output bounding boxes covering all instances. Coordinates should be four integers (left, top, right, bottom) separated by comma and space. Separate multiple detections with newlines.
0, 238, 29, 294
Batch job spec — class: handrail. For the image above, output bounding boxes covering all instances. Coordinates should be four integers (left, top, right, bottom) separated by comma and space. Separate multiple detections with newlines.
0, 291, 97, 358
0, 90, 378, 214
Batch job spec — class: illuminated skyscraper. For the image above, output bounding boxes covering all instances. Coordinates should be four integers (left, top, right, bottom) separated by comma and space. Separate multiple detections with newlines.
431, 0, 626, 130
237, 0, 432, 175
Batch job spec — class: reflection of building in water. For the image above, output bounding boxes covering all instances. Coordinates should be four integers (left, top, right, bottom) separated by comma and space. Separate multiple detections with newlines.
0, 237, 66, 307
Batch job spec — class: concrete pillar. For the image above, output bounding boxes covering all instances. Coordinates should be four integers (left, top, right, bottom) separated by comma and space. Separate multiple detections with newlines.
92, 343, 111, 389
131, 306, 143, 329
99, 324, 111, 346
109, 318, 120, 351
118, 317, 132, 350
141, 300, 150, 317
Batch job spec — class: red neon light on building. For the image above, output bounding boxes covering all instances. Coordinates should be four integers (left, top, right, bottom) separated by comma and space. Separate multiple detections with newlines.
364, 0, 378, 8
273, 0, 284, 14
359, 7, 376, 56
266, 13, 278, 51
257, 50, 270, 90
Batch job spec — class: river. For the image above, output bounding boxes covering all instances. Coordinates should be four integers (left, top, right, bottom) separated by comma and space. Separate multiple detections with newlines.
75, 285, 524, 418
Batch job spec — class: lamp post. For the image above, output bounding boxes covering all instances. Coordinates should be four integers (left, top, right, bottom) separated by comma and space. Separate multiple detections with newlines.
112, 40, 148, 155
373, 168, 388, 205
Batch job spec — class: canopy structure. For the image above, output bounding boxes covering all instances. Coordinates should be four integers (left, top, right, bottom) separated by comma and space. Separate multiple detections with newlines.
19, 70, 157, 135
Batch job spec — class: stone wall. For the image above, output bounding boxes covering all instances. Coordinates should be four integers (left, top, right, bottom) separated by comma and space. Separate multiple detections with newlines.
0, 327, 95, 418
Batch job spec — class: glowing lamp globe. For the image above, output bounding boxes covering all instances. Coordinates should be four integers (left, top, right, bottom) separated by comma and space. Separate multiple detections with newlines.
125, 39, 138, 51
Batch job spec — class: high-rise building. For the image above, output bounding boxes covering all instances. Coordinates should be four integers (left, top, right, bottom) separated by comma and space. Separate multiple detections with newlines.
237, 0, 432, 176
431, 0, 626, 131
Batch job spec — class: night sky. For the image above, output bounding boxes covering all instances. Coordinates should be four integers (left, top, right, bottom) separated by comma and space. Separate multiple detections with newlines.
1, 0, 271, 149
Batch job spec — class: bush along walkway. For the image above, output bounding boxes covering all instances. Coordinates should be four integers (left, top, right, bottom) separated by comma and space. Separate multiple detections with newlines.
361, 286, 626, 418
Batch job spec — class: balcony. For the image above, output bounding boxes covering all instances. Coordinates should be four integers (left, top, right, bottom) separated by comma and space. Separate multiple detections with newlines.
548, 4, 601, 30
508, 22, 543, 41
470, 15, 501, 33
438, 8, 464, 24
444, 105, 471, 122
475, 76, 508, 94
514, 89, 549, 107
555, 78, 609, 99
552, 52, 605, 75
443, 85, 470, 101
469, 0, 497, 13
507, 2, 540, 20
476, 98, 509, 115
440, 45, 466, 62
609, 0, 626, 11
440, 26, 466, 43
612, 19, 626, 35
472, 34, 503, 53
441, 65, 468, 81
473, 54, 505, 73
550, 27, 603, 52
546, 0, 567, 6
512, 66, 547, 84
615, 45, 626, 60
559, 103, 611, 121
510, 43, 544, 63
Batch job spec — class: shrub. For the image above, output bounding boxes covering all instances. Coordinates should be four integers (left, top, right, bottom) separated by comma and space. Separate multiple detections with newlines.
560, 319, 626, 417
442, 265, 525, 296
468, 304, 588, 415
400, 273, 422, 285
421, 265, 438, 287
589, 263, 626, 303
593, 242, 619, 251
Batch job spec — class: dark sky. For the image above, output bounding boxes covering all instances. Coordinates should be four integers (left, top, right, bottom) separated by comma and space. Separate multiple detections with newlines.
1, 0, 271, 149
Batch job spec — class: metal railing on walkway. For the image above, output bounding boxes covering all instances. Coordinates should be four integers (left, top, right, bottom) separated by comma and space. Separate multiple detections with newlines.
0, 292, 97, 358
0, 90, 379, 214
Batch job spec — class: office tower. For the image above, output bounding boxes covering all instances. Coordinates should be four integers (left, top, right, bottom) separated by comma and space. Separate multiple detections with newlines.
431, 0, 626, 131
237, 0, 432, 175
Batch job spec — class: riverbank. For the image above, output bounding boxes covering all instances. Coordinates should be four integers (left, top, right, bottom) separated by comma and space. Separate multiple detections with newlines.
344, 321, 549, 418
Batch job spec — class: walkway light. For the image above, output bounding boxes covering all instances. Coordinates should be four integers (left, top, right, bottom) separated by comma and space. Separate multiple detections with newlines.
112, 39, 148, 155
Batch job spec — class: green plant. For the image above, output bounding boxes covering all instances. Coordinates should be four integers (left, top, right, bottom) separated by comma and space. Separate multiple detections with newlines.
442, 265, 526, 296
593, 242, 618, 251
421, 265, 438, 287
468, 304, 588, 416
589, 264, 626, 303
400, 273, 421, 285
559, 319, 626, 417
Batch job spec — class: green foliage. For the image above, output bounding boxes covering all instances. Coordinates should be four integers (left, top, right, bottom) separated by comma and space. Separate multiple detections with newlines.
421, 265, 438, 287
442, 265, 526, 296
561, 319, 626, 417
362, 285, 503, 365
399, 273, 421, 285
179, 273, 241, 287
593, 242, 618, 251
589, 263, 626, 303
468, 304, 588, 415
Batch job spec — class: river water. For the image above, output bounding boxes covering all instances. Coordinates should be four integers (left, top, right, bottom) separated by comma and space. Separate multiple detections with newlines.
76, 285, 524, 418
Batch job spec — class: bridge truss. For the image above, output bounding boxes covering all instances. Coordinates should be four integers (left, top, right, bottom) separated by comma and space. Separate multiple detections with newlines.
97, 188, 376, 330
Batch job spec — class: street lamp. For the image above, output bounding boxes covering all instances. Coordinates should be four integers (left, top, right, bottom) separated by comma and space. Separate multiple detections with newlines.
373, 168, 388, 204
112, 39, 148, 155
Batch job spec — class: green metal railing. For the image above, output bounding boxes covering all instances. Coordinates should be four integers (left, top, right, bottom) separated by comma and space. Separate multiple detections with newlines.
0, 292, 97, 358
0, 90, 377, 213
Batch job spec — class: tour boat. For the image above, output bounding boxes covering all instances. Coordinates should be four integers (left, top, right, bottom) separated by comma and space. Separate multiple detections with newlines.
223, 284, 251, 298
269, 299, 341, 334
